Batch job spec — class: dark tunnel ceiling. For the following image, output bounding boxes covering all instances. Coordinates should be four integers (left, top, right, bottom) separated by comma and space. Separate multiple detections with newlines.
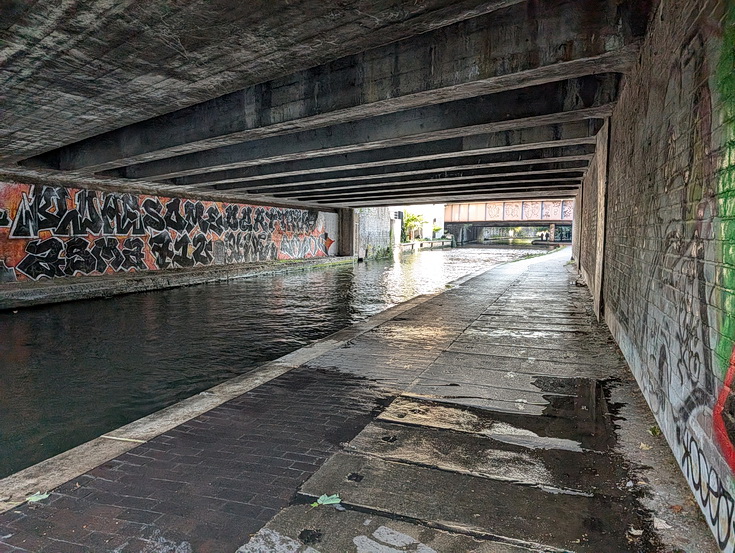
1, 0, 653, 208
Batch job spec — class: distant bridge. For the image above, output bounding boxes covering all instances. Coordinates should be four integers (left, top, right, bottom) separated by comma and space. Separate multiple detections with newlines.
445, 199, 575, 225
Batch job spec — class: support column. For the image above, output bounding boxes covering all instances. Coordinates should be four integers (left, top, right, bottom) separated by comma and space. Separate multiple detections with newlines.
572, 190, 582, 270
338, 208, 358, 257
592, 120, 610, 320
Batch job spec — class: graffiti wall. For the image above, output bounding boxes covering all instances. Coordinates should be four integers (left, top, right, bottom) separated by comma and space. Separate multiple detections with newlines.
591, 0, 735, 550
0, 182, 336, 282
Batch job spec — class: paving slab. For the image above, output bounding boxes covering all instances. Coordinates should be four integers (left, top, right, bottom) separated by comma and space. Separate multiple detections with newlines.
425, 350, 628, 377
345, 421, 626, 496
298, 452, 646, 553
237, 506, 536, 553
378, 393, 610, 453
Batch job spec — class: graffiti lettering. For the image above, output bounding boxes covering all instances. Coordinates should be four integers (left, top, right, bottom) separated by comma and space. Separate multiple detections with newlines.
121, 237, 147, 271
13, 235, 155, 279
682, 432, 735, 549
0, 183, 334, 280
16, 237, 65, 279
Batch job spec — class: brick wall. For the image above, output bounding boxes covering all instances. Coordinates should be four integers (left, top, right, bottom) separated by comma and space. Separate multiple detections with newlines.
579, 150, 599, 288
579, 0, 735, 549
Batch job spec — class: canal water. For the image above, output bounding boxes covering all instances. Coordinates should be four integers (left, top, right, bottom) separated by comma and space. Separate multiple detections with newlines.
0, 245, 549, 478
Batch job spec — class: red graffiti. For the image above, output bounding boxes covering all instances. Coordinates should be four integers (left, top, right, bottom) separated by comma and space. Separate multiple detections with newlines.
714, 348, 735, 471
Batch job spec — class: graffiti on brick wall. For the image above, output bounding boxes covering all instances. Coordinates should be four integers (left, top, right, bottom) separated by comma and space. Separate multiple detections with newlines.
0, 182, 335, 281
713, 1, 735, 502
613, 17, 735, 551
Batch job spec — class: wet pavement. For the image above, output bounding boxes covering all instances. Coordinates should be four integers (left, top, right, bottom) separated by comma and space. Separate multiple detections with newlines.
0, 249, 718, 552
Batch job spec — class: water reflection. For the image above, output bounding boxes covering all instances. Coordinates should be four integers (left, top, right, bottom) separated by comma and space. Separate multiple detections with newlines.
0, 245, 547, 477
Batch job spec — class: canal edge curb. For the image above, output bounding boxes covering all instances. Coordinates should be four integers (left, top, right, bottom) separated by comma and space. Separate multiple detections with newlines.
0, 256, 356, 311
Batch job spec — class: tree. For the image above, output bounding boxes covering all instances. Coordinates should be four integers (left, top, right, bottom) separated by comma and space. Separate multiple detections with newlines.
402, 212, 426, 242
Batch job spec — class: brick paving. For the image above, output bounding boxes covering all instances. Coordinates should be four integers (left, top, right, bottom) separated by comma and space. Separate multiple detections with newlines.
0, 369, 388, 553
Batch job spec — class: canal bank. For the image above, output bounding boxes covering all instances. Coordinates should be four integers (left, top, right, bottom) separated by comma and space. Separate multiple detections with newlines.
0, 256, 356, 311
0, 249, 717, 553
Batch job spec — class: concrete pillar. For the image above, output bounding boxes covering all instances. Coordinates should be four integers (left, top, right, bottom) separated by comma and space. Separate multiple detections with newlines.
593, 120, 610, 320
390, 217, 402, 247
338, 208, 358, 257
572, 191, 582, 269
549, 223, 556, 242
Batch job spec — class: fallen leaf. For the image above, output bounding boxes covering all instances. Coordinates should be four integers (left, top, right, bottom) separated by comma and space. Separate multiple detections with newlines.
311, 494, 341, 507
628, 528, 644, 536
653, 517, 672, 530
670, 505, 684, 514
26, 492, 49, 503
648, 425, 662, 437
639, 442, 652, 450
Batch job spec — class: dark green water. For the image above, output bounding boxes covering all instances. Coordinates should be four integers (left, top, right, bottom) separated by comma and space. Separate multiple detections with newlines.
0, 245, 547, 478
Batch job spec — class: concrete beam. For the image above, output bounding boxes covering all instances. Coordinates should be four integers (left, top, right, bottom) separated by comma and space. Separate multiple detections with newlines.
239, 157, 591, 201
280, 173, 582, 202
22, 0, 643, 171
97, 75, 619, 181
254, 166, 587, 197
222, 147, 594, 193
4, 0, 529, 163
295, 177, 583, 202
167, 121, 601, 188
331, 187, 581, 207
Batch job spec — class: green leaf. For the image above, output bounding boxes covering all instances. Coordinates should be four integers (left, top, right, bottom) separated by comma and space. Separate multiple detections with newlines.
314, 494, 341, 505
648, 425, 662, 437
26, 492, 49, 503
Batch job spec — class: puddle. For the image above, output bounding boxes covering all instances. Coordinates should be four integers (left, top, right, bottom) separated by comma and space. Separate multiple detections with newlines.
381, 376, 618, 453
355, 377, 666, 552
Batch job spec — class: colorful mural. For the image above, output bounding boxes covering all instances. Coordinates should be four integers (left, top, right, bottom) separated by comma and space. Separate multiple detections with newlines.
444, 199, 574, 223
0, 182, 335, 282
713, 0, 735, 510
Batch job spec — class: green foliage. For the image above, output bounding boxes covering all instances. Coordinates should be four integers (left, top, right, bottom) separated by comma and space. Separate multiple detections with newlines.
716, 6, 735, 373
401, 211, 426, 242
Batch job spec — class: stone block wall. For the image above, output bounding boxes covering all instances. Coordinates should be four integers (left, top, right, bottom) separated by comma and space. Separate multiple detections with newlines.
577, 0, 735, 549
357, 207, 392, 259
0, 180, 338, 282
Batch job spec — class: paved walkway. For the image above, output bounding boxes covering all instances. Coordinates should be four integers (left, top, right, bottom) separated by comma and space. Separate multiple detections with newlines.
0, 250, 717, 552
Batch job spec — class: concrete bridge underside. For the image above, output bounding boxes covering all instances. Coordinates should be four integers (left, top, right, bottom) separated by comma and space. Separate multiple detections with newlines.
0, 0, 650, 208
